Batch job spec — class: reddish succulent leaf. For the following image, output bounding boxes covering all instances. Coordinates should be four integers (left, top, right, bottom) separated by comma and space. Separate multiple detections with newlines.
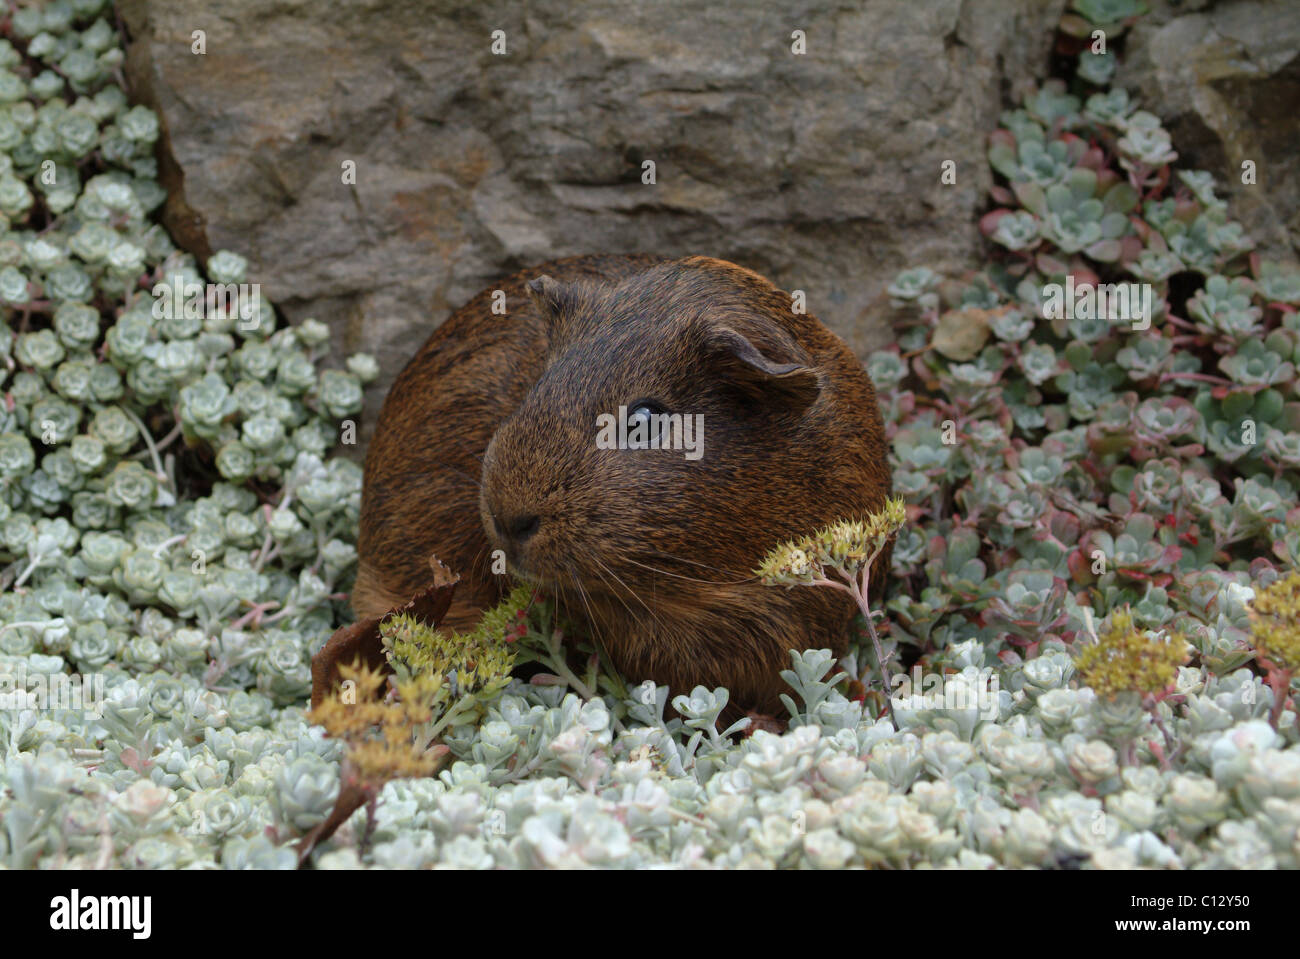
989, 128, 1017, 150
996, 648, 1023, 667
1078, 145, 1106, 171
1118, 234, 1144, 266
120, 747, 152, 774
1059, 132, 1087, 157
1057, 13, 1094, 39
1067, 548, 1093, 585
980, 208, 1014, 236
1035, 251, 1068, 276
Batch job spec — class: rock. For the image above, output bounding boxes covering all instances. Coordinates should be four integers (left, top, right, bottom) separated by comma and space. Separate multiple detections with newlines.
119, 0, 1068, 439
1114, 0, 1300, 262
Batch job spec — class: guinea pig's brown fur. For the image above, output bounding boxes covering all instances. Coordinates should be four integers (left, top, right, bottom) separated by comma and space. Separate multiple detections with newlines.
355, 254, 892, 715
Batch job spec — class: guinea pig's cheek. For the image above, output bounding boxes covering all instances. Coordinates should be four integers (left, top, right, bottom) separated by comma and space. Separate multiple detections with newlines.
478, 506, 500, 558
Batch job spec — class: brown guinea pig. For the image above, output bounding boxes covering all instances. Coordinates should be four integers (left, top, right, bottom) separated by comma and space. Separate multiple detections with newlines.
354, 254, 892, 715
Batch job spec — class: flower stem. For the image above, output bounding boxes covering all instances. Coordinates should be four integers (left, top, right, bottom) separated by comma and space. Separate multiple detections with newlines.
813, 568, 896, 729
118, 405, 168, 486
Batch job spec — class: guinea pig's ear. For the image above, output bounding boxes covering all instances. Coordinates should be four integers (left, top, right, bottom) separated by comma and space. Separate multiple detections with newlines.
704, 326, 821, 411
524, 274, 572, 321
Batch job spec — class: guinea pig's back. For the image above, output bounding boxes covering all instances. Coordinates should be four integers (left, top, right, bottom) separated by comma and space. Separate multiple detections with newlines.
354, 254, 665, 624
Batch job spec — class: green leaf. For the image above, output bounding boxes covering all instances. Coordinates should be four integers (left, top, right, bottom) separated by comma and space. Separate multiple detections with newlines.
1013, 180, 1048, 216
1103, 181, 1139, 214
1085, 238, 1122, 262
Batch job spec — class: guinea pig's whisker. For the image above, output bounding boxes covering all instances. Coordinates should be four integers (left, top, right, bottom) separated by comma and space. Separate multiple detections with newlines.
627, 552, 754, 586
641, 547, 749, 577
468, 541, 493, 582
588, 562, 642, 626
566, 564, 607, 651
442, 463, 484, 491
622, 555, 737, 586
591, 555, 670, 633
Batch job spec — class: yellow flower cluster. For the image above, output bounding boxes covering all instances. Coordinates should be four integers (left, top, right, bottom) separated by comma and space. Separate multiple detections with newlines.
307, 661, 446, 784
380, 585, 527, 705
756, 497, 907, 585
1075, 609, 1189, 700
755, 543, 815, 585
309, 588, 532, 788
1250, 570, 1300, 672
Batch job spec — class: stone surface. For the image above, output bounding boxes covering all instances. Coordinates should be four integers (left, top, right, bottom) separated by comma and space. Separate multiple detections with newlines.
119, 0, 1070, 440
1115, 0, 1300, 262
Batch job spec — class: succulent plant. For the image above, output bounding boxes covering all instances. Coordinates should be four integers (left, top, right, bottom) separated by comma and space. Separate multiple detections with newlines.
1117, 111, 1178, 169
1255, 261, 1300, 305
981, 209, 1041, 251
1071, 0, 1148, 28
1218, 339, 1295, 389
1076, 50, 1116, 86
1017, 168, 1136, 259
886, 267, 939, 303
1023, 80, 1081, 129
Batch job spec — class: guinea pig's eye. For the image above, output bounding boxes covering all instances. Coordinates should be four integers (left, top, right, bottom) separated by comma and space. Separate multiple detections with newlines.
624, 400, 666, 446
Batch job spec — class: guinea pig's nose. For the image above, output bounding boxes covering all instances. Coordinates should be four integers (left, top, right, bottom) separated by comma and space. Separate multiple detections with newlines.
496, 512, 540, 544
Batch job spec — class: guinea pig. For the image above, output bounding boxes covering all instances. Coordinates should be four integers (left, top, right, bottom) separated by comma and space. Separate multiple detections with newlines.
353, 254, 892, 716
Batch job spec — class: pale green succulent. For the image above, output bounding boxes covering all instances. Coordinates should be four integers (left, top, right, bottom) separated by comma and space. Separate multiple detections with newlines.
1072, 0, 1147, 27
1023, 79, 1081, 128
1083, 88, 1135, 127
1219, 339, 1295, 388
990, 137, 1075, 186
887, 266, 939, 301
1031, 169, 1133, 256
990, 210, 1041, 250
1256, 261, 1300, 305
1188, 274, 1263, 338
1118, 110, 1177, 167
1077, 49, 1116, 86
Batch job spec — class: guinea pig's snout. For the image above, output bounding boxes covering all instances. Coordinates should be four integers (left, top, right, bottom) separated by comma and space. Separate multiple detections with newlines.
494, 511, 540, 545
480, 430, 553, 577
486, 508, 546, 577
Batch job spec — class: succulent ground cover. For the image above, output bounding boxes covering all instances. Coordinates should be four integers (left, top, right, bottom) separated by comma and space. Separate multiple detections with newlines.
1, 0, 1299, 869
